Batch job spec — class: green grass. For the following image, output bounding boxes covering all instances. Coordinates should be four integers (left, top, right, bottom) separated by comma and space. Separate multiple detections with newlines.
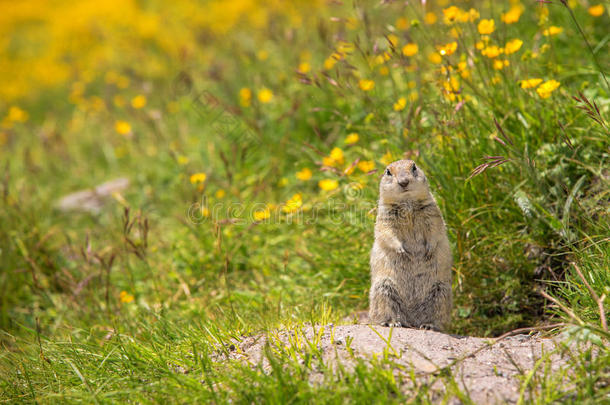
1, 0, 609, 402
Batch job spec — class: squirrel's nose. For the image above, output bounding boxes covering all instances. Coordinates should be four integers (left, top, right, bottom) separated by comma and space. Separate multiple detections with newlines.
398, 178, 410, 188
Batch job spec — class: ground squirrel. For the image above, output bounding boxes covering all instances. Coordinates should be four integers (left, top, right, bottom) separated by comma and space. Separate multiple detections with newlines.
369, 159, 452, 331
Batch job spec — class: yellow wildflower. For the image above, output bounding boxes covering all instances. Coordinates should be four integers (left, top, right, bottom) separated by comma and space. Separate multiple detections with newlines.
468, 8, 480, 22
481, 45, 502, 58
381, 151, 394, 166
324, 56, 337, 70
253, 207, 270, 221
536, 80, 560, 99
443, 6, 463, 24
409, 91, 419, 102
588, 4, 604, 17
478, 19, 495, 35
177, 155, 189, 165
337, 41, 355, 55
119, 291, 134, 303
318, 179, 339, 191
296, 168, 313, 180
396, 17, 409, 30
7, 106, 28, 122
504, 39, 523, 55
543, 26, 563, 36
330, 147, 344, 164
115, 120, 132, 135
257, 50, 269, 60
357, 160, 375, 173
425, 12, 438, 25
359, 79, 375, 91
239, 88, 252, 107
297, 61, 311, 73
393, 97, 407, 111
387, 34, 399, 48
215, 189, 226, 198
345, 133, 359, 145
131, 95, 147, 109
502, 5, 523, 24
190, 173, 207, 184
437, 41, 458, 56
428, 52, 442, 64
257, 88, 273, 103
282, 193, 302, 213
402, 43, 419, 57
493, 59, 509, 70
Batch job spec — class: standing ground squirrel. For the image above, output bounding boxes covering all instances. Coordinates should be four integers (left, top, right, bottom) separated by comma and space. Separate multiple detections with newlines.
369, 159, 452, 331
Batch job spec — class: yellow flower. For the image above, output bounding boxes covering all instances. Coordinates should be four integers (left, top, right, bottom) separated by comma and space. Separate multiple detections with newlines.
330, 147, 344, 164
296, 168, 313, 180
324, 55, 338, 70
297, 61, 311, 73
425, 12, 438, 25
7, 106, 28, 122
543, 26, 563, 36
282, 193, 303, 213
402, 43, 419, 57
131, 95, 147, 109
502, 5, 523, 24
257, 88, 273, 103
393, 97, 407, 111
357, 160, 375, 172
177, 155, 189, 165
215, 189, 226, 198
387, 34, 399, 48
493, 59, 509, 70
467, 8, 480, 22
115, 120, 132, 135
481, 45, 502, 58
478, 19, 495, 35
318, 179, 339, 191
359, 79, 375, 91
396, 17, 409, 30
588, 4, 604, 17
536, 80, 560, 99
437, 41, 458, 56
257, 50, 269, 61
190, 173, 207, 184
345, 133, 359, 145
443, 6, 463, 24
504, 39, 523, 55
119, 291, 134, 303
380, 151, 394, 166
253, 207, 270, 221
428, 52, 442, 64
239, 88, 252, 107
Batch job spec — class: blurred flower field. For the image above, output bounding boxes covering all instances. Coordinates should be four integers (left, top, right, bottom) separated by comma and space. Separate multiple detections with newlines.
1, 0, 609, 402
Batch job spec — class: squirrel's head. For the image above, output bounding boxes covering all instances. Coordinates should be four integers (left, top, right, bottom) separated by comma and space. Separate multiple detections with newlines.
379, 159, 429, 204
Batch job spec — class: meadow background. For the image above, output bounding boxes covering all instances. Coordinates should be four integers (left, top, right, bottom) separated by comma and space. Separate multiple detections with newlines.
0, 0, 608, 402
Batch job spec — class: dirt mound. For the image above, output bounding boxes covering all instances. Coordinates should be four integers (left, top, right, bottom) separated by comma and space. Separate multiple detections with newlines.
227, 324, 569, 404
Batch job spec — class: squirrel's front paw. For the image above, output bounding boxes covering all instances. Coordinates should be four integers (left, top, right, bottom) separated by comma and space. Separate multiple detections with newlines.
397, 244, 410, 256
381, 321, 403, 328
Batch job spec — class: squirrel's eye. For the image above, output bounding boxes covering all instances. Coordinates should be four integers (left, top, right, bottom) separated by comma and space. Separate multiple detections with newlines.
411, 165, 417, 175
385, 168, 392, 176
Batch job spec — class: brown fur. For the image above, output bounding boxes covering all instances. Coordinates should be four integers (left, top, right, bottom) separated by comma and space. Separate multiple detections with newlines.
369, 160, 452, 331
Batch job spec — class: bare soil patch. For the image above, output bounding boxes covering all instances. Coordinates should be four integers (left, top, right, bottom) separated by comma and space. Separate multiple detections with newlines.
227, 324, 570, 404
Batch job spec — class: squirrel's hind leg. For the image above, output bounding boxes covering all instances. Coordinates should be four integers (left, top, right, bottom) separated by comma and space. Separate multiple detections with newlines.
369, 278, 408, 327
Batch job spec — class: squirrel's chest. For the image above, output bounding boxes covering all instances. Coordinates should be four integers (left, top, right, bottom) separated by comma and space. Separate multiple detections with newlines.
392, 215, 431, 242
